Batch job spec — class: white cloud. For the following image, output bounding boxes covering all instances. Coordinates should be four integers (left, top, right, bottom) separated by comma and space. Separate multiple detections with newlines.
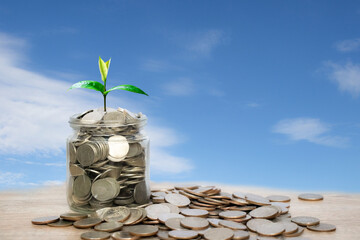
335, 38, 360, 52
163, 77, 195, 96
0, 171, 24, 185
150, 150, 193, 174
43, 180, 64, 186
186, 30, 226, 56
326, 61, 360, 97
0, 32, 193, 176
272, 118, 348, 147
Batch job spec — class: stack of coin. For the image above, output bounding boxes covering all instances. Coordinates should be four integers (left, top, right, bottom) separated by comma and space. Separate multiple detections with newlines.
32, 184, 336, 239
67, 107, 150, 212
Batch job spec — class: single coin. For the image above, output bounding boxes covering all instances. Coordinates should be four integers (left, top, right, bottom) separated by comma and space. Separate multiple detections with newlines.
245, 195, 270, 206
279, 221, 298, 234
60, 212, 88, 221
181, 209, 209, 218
219, 220, 246, 230
123, 208, 143, 225
76, 143, 98, 167
94, 221, 123, 232
108, 135, 129, 160
48, 219, 73, 227
73, 175, 92, 198
232, 192, 246, 199
168, 230, 199, 239
165, 193, 191, 207
161, 203, 180, 214
298, 193, 324, 201
307, 223, 336, 232
283, 226, 304, 237
111, 231, 138, 240
249, 206, 278, 219
174, 184, 199, 190
31, 216, 59, 225
74, 217, 103, 229
219, 211, 246, 219
165, 218, 186, 230
103, 207, 131, 222
127, 224, 159, 237
158, 213, 185, 223
266, 195, 291, 202
256, 222, 285, 236
291, 216, 320, 227
134, 181, 150, 204
145, 204, 171, 220
203, 228, 234, 240
246, 219, 272, 232
80, 231, 110, 240
232, 230, 250, 240
70, 164, 85, 176
180, 217, 209, 230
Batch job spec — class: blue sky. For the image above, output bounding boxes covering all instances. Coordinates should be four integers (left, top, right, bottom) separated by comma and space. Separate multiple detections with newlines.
0, 0, 360, 192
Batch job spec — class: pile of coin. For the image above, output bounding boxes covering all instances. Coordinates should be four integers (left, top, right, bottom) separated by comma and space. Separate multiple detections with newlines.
67, 107, 150, 212
32, 184, 336, 240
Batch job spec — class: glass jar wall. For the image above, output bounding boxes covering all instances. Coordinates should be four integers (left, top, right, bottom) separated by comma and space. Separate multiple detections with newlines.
66, 107, 150, 213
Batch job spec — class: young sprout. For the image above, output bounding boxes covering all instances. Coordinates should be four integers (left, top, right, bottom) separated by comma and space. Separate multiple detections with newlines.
69, 57, 148, 111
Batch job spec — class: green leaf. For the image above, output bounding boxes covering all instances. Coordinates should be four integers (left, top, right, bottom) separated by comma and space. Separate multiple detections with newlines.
69, 80, 105, 93
104, 84, 149, 96
98, 56, 108, 82
105, 58, 111, 69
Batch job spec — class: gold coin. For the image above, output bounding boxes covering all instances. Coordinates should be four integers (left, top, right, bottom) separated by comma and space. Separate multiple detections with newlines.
249, 206, 278, 219
158, 213, 185, 223
103, 207, 131, 222
307, 223, 336, 232
266, 195, 291, 202
283, 226, 304, 237
181, 209, 209, 218
74, 217, 103, 229
203, 228, 234, 240
165, 193, 191, 207
168, 230, 199, 239
94, 221, 123, 232
31, 216, 59, 225
219, 211, 246, 219
48, 219, 73, 227
111, 231, 139, 240
180, 217, 209, 230
232, 230, 250, 240
219, 220, 246, 230
80, 231, 110, 240
298, 193, 324, 201
291, 216, 320, 227
127, 224, 159, 237
123, 208, 143, 225
60, 212, 88, 221
165, 218, 186, 230
145, 204, 171, 220
246, 219, 272, 232
256, 222, 285, 236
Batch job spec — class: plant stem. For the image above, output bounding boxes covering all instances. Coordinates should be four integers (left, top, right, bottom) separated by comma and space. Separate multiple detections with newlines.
103, 94, 107, 112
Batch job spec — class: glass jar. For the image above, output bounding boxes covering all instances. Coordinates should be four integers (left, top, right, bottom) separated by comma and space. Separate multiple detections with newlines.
66, 107, 150, 213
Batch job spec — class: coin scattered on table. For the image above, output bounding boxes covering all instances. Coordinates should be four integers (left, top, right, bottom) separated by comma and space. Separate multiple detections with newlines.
307, 223, 336, 232
31, 216, 59, 225
298, 193, 324, 201
81, 231, 110, 240
31, 184, 336, 240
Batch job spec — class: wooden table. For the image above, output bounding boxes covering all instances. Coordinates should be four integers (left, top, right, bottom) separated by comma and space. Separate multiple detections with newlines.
0, 182, 359, 239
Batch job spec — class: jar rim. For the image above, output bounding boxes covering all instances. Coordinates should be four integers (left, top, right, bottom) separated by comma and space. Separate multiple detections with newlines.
68, 113, 147, 128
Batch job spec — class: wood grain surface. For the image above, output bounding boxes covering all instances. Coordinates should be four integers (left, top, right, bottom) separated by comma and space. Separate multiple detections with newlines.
0, 182, 359, 239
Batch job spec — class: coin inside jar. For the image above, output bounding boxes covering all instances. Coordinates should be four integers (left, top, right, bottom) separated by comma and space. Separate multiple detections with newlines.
108, 135, 129, 161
